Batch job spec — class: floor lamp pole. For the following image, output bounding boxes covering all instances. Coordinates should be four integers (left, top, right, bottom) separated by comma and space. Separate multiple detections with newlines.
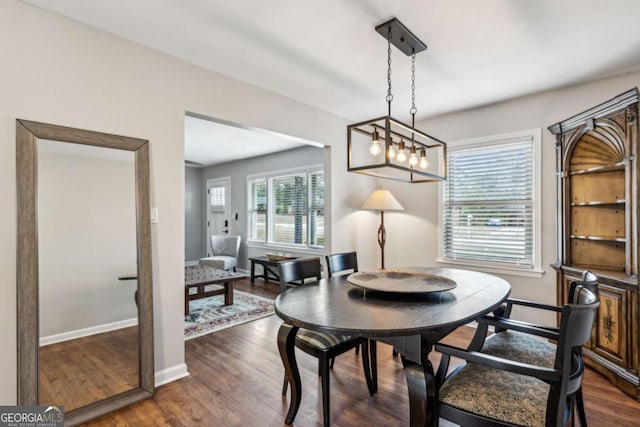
377, 211, 386, 269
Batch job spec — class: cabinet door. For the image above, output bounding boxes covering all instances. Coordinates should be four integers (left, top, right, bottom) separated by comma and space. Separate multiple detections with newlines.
593, 284, 628, 367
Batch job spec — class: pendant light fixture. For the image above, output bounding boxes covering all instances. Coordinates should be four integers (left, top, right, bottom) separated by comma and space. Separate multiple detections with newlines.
347, 18, 447, 183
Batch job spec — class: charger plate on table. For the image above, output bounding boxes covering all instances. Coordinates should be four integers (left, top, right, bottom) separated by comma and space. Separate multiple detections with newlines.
347, 270, 457, 293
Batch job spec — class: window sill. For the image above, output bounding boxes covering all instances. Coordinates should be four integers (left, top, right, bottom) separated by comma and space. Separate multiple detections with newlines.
436, 258, 545, 279
246, 241, 324, 256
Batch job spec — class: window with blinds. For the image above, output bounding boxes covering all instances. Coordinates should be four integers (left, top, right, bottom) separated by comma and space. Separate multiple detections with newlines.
248, 178, 267, 241
272, 174, 308, 245
442, 136, 537, 269
309, 172, 324, 246
247, 168, 324, 248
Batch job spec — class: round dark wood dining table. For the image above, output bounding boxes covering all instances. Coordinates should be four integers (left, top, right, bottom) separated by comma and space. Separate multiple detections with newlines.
274, 267, 511, 427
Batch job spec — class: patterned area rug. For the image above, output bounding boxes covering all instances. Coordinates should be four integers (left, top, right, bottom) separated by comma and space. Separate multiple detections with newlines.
185, 290, 275, 340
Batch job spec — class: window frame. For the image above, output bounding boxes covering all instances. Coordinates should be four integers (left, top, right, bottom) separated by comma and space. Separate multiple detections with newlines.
247, 177, 267, 243
437, 128, 544, 278
247, 165, 324, 251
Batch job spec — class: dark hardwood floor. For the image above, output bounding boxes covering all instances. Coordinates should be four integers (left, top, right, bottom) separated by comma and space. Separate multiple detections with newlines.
82, 278, 640, 426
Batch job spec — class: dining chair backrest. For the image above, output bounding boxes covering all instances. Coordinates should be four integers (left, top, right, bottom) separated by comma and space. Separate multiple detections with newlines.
279, 258, 322, 292
568, 270, 598, 303
325, 252, 358, 278
548, 286, 599, 424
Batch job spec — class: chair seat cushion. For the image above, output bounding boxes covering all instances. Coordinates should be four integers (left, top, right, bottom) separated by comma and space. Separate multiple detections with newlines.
295, 329, 355, 350
439, 331, 556, 427
439, 362, 550, 427
481, 331, 556, 368
199, 256, 237, 270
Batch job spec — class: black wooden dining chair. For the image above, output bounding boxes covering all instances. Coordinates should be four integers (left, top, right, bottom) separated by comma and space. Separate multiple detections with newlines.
325, 251, 358, 278
462, 271, 598, 426
325, 251, 372, 358
434, 284, 599, 427
279, 257, 377, 427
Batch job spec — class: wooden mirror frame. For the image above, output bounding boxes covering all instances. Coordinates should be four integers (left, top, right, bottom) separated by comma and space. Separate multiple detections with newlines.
16, 119, 154, 426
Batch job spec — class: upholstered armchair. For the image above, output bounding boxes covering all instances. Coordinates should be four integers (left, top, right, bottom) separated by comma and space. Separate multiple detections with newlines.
199, 235, 241, 271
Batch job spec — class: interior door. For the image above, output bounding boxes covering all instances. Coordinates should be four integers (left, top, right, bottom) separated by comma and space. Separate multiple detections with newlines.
206, 177, 231, 256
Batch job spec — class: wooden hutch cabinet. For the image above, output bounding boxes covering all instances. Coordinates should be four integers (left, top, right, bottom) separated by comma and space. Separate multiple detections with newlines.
549, 88, 639, 399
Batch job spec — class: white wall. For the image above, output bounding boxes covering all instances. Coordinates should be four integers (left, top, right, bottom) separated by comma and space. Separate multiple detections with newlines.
383, 71, 640, 325
38, 146, 137, 338
0, 0, 376, 403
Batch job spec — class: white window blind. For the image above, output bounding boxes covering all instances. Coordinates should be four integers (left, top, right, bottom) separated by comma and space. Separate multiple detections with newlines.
248, 178, 267, 241
309, 171, 324, 246
271, 174, 308, 245
209, 186, 226, 212
248, 168, 324, 249
443, 140, 534, 267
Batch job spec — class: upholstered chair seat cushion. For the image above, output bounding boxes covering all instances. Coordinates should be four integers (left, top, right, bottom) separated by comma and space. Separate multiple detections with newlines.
438, 332, 556, 427
480, 331, 556, 367
199, 235, 241, 271
295, 329, 355, 350
199, 256, 237, 271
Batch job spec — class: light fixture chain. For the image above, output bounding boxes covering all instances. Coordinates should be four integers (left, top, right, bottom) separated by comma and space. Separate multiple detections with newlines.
386, 28, 393, 114
410, 51, 417, 117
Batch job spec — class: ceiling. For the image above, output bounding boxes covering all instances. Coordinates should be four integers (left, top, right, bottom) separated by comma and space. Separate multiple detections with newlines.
22, 0, 640, 163
184, 115, 316, 166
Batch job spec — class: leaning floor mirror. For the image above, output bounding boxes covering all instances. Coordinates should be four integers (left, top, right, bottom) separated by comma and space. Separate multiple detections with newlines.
16, 119, 154, 426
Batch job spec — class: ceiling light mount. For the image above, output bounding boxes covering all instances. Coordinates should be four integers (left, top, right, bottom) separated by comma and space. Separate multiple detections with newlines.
347, 17, 447, 183
374, 18, 427, 56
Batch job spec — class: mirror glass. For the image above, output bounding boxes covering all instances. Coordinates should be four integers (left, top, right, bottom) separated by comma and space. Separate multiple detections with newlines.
37, 139, 139, 410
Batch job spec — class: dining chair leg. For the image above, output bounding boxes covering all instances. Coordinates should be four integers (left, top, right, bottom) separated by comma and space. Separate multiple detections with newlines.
575, 388, 588, 427
282, 374, 288, 395
320, 356, 331, 427
330, 357, 335, 369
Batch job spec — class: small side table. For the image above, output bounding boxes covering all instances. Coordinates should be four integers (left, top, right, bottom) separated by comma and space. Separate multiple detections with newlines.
249, 255, 297, 284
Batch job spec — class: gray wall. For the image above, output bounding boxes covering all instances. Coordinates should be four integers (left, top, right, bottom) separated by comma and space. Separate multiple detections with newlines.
185, 167, 204, 261
200, 145, 324, 270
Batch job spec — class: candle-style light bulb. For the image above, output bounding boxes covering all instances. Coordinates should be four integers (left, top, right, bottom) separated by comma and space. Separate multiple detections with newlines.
396, 139, 407, 163
419, 148, 429, 169
388, 141, 396, 160
369, 129, 381, 156
409, 145, 418, 167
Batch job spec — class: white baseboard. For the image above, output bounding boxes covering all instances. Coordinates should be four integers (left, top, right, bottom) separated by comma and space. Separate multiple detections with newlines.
155, 363, 190, 387
40, 317, 138, 346
185, 260, 200, 266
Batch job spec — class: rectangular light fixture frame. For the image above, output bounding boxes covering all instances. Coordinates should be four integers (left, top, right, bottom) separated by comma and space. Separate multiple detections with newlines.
347, 115, 447, 183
